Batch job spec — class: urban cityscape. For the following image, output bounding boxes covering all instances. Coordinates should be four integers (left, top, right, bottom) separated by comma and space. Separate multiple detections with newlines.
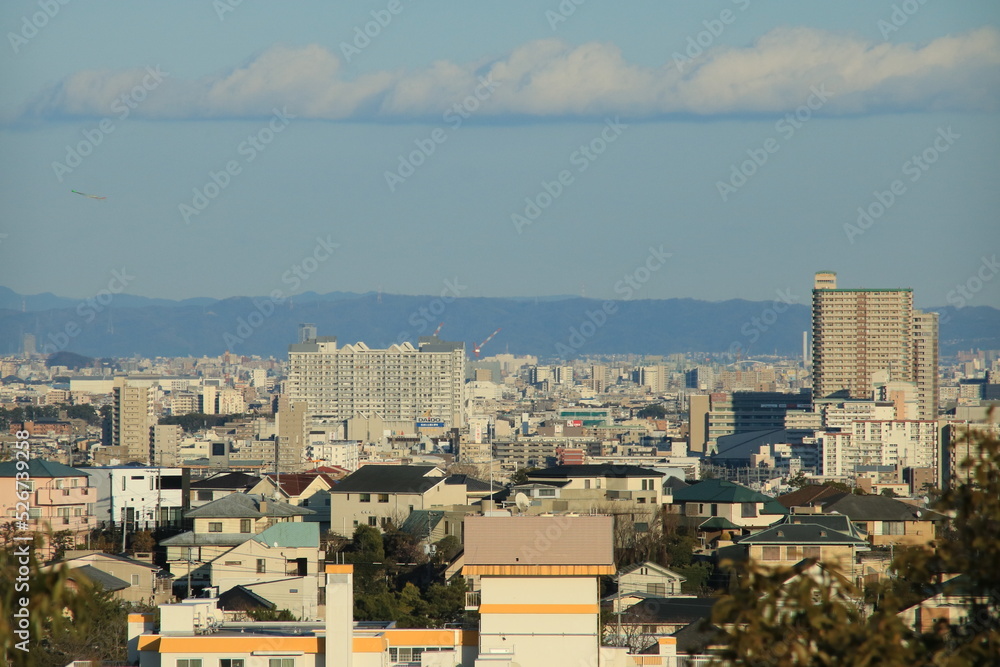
2, 2, 999, 667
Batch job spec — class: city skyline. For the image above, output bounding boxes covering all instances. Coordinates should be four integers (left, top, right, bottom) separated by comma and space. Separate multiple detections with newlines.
0, 2, 998, 308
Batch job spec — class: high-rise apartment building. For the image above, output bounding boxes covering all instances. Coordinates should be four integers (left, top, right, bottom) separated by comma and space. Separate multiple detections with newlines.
112, 380, 155, 463
287, 333, 466, 429
811, 272, 938, 420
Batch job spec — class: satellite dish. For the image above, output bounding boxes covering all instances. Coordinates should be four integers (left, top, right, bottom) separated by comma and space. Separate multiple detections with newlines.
514, 492, 530, 513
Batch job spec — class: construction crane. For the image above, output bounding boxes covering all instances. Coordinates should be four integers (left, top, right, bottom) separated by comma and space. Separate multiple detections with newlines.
473, 328, 501, 358
431, 322, 445, 337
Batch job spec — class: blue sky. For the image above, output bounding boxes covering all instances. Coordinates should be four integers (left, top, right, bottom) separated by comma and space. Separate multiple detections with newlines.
1, 0, 998, 309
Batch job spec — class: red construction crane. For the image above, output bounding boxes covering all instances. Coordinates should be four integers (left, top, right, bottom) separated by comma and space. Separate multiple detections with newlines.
473, 328, 501, 358
432, 322, 445, 337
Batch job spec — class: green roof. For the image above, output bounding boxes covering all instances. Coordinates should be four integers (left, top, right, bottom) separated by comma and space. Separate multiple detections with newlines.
699, 517, 742, 531
762, 499, 790, 516
672, 479, 775, 504
252, 522, 319, 548
0, 459, 86, 478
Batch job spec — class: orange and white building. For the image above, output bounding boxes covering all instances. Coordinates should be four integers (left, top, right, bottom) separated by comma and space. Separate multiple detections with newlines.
129, 515, 686, 666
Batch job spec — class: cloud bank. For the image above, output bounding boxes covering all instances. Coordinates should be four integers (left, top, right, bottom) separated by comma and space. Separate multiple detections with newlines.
18, 27, 1000, 122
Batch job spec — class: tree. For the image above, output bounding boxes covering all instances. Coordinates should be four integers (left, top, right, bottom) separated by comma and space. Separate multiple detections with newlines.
130, 530, 156, 553
0, 542, 134, 666
637, 404, 667, 419
509, 467, 539, 485
787, 471, 809, 489
706, 427, 1000, 665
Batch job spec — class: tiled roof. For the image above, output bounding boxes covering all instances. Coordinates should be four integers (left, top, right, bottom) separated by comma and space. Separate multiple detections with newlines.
160, 532, 256, 547
400, 510, 445, 539
671, 479, 775, 504
190, 471, 261, 490
737, 523, 868, 546
261, 473, 332, 497
69, 565, 130, 592
332, 465, 445, 494
184, 493, 315, 519
529, 464, 665, 479
777, 485, 843, 509
819, 493, 930, 522
621, 597, 717, 624
0, 459, 86, 478
251, 522, 320, 548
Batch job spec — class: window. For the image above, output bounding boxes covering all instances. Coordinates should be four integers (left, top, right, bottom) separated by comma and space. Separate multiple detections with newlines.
741, 503, 758, 518
220, 660, 245, 667
359, 493, 371, 503
177, 660, 202, 667
637, 497, 646, 504
640, 479, 647, 491
584, 480, 591, 489
377, 493, 389, 503
208, 522, 223, 533
131, 574, 140, 586
197, 491, 213, 502
240, 518, 252, 533
803, 547, 822, 559
257, 559, 266, 574
224, 561, 242, 566
884, 521, 905, 535
787, 547, 799, 560
762, 546, 781, 561
537, 488, 556, 497
368, 516, 378, 527
268, 659, 295, 667
647, 583, 666, 596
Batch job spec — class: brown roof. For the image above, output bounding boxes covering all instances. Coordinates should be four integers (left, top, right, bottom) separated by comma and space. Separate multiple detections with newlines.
263, 472, 332, 497
464, 515, 614, 567
777, 485, 843, 509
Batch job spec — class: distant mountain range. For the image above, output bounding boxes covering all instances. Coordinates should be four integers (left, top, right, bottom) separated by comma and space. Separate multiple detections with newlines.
1, 287, 997, 360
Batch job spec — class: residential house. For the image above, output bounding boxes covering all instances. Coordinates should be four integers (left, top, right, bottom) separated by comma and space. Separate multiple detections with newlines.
778, 486, 938, 547
618, 561, 687, 597
188, 471, 261, 509
160, 493, 314, 593
735, 514, 870, 580
526, 464, 666, 506
328, 465, 467, 536
53, 550, 174, 605
81, 465, 187, 531
668, 478, 788, 544
209, 521, 322, 620
0, 459, 96, 558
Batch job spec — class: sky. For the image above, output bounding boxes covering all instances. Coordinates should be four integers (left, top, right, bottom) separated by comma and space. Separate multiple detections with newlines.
1, 1, 998, 310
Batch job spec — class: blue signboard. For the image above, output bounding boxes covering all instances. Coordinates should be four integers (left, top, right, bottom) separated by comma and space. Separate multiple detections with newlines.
416, 421, 446, 428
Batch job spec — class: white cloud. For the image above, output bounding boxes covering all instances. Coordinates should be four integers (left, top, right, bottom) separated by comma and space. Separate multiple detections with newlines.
17, 27, 1000, 122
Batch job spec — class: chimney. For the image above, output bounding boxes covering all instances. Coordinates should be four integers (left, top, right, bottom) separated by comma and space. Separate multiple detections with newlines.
326, 564, 354, 667
259, 500, 268, 513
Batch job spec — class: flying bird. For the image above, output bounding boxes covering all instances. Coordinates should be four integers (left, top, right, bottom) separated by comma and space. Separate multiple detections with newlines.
71, 190, 106, 200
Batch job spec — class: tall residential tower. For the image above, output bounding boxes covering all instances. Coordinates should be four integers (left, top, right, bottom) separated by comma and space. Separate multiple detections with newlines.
811, 271, 938, 420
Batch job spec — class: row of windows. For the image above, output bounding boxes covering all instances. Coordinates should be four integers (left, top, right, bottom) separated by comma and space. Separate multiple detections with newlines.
177, 659, 292, 667
358, 493, 390, 503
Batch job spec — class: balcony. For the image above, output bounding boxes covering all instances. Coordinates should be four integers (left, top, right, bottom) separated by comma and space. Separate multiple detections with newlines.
465, 591, 481, 610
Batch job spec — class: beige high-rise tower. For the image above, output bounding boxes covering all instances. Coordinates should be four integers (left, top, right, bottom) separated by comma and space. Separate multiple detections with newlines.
112, 379, 155, 463
811, 272, 938, 419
